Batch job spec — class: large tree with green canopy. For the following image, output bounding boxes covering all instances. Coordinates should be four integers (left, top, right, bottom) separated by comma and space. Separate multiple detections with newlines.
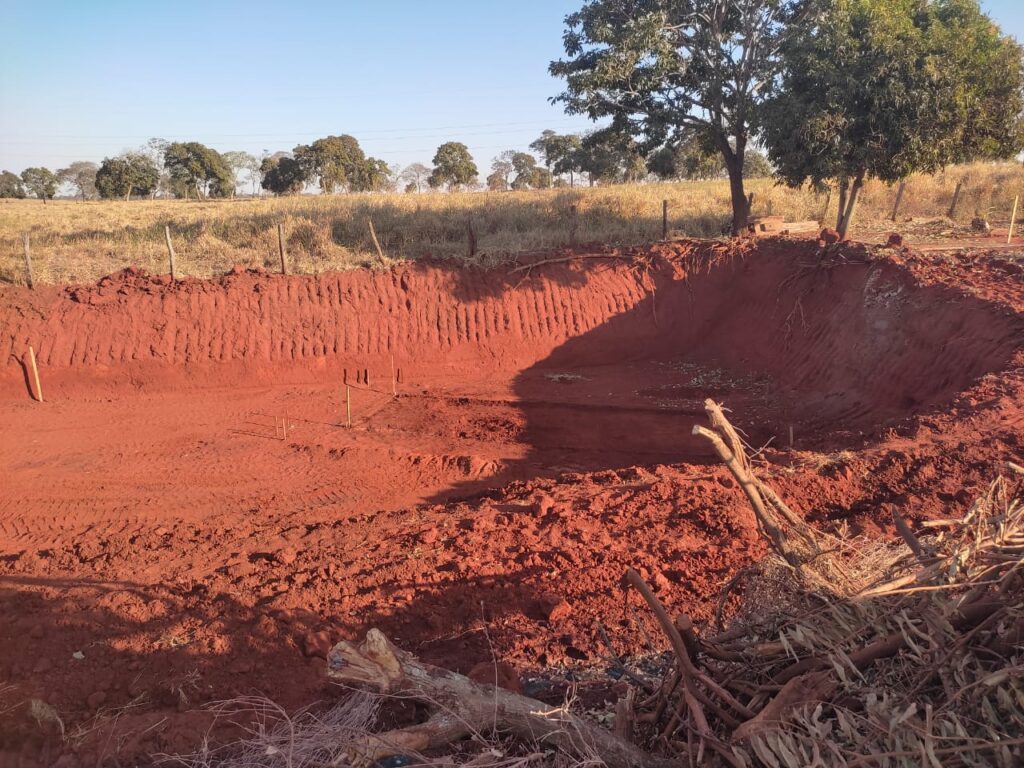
428, 142, 479, 191
762, 0, 1024, 239
95, 153, 160, 201
293, 135, 387, 194
551, 0, 809, 234
163, 142, 235, 199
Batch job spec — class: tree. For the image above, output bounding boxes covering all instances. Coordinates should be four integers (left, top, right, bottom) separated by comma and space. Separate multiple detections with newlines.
145, 138, 171, 198
551, 0, 807, 234
490, 151, 516, 190
222, 151, 261, 196
95, 154, 160, 200
510, 152, 548, 189
647, 135, 725, 180
399, 163, 431, 193
763, 0, 1024, 238
355, 157, 392, 192
293, 135, 387, 194
531, 130, 586, 186
20, 167, 58, 202
428, 142, 478, 190
260, 155, 305, 195
163, 142, 235, 199
550, 135, 585, 186
743, 149, 773, 178
573, 130, 647, 185
57, 161, 99, 200
0, 170, 26, 198
486, 170, 509, 191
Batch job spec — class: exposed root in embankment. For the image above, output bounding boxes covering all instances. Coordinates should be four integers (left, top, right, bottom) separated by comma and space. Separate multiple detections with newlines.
1, 239, 1023, 765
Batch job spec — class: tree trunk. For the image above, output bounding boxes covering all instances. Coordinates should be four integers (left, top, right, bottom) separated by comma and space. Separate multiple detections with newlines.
837, 170, 865, 240
717, 132, 748, 236
724, 155, 748, 236
125, 189, 132, 202
836, 177, 849, 231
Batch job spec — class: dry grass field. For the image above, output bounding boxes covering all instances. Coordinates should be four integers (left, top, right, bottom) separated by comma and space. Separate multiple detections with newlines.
1, 161, 1023, 284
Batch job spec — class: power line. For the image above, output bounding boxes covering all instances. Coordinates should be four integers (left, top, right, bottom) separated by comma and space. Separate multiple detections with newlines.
0, 119, 591, 144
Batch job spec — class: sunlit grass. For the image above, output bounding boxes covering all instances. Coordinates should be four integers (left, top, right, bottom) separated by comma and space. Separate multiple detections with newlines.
2, 161, 1022, 284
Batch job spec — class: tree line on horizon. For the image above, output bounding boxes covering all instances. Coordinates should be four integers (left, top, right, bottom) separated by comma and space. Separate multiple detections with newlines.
2, 0, 1021, 240
0, 127, 774, 203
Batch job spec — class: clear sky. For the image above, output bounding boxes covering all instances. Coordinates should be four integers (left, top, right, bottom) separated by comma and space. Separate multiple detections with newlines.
1, 0, 1022, 176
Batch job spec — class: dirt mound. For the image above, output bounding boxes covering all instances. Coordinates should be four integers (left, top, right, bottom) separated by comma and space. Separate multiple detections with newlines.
1, 240, 1023, 766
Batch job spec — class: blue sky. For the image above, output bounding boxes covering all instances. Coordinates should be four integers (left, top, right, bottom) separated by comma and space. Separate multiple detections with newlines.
1, 0, 1022, 175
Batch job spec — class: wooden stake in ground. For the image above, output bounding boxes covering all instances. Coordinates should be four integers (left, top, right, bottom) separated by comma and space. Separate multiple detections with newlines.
22, 233, 34, 289
277, 222, 288, 275
27, 346, 42, 402
1009, 195, 1019, 244
890, 181, 906, 222
368, 218, 386, 264
164, 225, 177, 280
948, 180, 964, 219
466, 218, 477, 258
662, 199, 669, 239
346, 384, 352, 428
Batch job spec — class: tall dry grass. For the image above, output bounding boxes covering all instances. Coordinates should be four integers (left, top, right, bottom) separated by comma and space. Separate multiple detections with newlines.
1, 162, 1022, 285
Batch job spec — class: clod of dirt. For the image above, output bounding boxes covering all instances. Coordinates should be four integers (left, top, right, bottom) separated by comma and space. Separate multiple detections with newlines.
819, 227, 841, 245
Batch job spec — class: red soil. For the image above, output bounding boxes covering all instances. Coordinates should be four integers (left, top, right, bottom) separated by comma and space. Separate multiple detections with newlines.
1, 240, 1022, 766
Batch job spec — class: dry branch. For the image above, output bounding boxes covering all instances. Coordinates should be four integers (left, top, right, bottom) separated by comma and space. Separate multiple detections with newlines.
326, 629, 675, 768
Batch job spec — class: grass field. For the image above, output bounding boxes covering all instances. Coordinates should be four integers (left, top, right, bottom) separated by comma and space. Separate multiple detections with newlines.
2, 161, 1023, 284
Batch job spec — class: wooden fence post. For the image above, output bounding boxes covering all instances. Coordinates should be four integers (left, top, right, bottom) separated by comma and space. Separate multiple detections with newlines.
466, 218, 477, 258
662, 199, 669, 239
22, 233, 34, 289
569, 205, 578, 247
164, 225, 177, 280
277, 222, 288, 275
947, 180, 964, 219
368, 218, 386, 263
1008, 195, 1019, 244
28, 345, 42, 402
890, 181, 906, 222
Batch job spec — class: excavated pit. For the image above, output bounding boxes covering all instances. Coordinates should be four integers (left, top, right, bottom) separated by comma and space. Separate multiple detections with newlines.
2, 239, 1019, 474
3, 239, 1024, 765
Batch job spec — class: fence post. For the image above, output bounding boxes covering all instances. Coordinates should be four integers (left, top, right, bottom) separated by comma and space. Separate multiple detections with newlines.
662, 200, 669, 239
164, 225, 177, 280
890, 181, 906, 222
22, 233, 34, 289
466, 218, 477, 258
947, 180, 964, 219
1008, 195, 1019, 244
277, 222, 288, 275
368, 218, 386, 263
27, 345, 43, 402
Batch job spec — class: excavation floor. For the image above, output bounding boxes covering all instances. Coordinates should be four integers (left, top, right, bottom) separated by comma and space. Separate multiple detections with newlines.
1, 240, 1023, 766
